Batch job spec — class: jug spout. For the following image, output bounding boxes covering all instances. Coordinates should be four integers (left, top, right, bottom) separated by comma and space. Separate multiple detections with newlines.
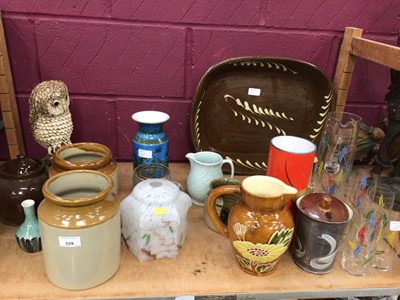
261, 176, 298, 207
185, 152, 195, 163
282, 185, 299, 206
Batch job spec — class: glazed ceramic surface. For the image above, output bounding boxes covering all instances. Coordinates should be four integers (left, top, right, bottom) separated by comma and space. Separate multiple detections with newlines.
0, 154, 48, 226
186, 151, 234, 206
38, 170, 120, 290
207, 176, 298, 276
49, 142, 119, 194
132, 111, 169, 167
293, 193, 353, 274
121, 179, 192, 262
190, 56, 335, 175
266, 135, 316, 191
203, 178, 241, 233
15, 199, 42, 253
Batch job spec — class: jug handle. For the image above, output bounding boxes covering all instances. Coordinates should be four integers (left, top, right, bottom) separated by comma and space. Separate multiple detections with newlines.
206, 185, 240, 237
221, 159, 235, 178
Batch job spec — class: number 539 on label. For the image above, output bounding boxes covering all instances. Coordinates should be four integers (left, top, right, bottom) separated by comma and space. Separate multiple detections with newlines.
59, 236, 81, 248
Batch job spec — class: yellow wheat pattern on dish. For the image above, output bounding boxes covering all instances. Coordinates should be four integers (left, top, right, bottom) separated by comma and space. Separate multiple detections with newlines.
226, 157, 267, 171
309, 89, 333, 140
194, 98, 203, 148
236, 61, 298, 75
230, 60, 332, 142
224, 94, 293, 135
225, 61, 297, 137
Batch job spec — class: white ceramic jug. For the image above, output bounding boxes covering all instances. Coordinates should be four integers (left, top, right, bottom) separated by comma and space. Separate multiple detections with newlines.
186, 151, 234, 206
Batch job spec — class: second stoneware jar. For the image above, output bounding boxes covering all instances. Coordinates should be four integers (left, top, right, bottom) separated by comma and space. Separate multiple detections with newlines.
0, 154, 48, 226
49, 142, 118, 194
38, 170, 121, 290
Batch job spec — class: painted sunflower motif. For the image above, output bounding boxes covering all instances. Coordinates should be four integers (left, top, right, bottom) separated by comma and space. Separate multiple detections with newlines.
233, 240, 287, 263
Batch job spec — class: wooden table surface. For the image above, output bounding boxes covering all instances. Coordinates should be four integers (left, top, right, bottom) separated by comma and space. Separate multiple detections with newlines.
0, 162, 399, 300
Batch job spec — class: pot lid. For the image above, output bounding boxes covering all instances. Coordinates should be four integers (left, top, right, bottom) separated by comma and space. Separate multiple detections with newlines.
0, 154, 46, 178
297, 193, 349, 223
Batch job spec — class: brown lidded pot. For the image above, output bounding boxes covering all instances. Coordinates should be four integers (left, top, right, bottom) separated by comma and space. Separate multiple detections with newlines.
292, 193, 353, 274
0, 154, 48, 226
48, 142, 118, 194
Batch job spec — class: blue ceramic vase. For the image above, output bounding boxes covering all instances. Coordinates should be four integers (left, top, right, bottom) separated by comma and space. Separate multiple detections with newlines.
15, 199, 42, 253
132, 111, 170, 168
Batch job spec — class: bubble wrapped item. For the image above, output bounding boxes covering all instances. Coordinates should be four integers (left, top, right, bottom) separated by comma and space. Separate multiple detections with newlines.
121, 179, 192, 262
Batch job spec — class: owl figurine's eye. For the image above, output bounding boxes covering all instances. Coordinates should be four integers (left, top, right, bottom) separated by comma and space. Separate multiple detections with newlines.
53, 100, 59, 107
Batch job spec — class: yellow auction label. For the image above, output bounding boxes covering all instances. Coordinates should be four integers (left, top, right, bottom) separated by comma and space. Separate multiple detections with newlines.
154, 207, 167, 215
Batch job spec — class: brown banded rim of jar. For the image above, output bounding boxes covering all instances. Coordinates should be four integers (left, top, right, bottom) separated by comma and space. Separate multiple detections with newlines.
53, 142, 112, 171
42, 170, 114, 207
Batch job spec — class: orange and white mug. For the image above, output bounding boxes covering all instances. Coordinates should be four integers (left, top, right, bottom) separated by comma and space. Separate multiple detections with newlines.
266, 135, 316, 193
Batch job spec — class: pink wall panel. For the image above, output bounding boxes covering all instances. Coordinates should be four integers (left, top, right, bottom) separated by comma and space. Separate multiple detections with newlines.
266, 0, 399, 33
0, 0, 110, 17
0, 0, 398, 162
111, 0, 263, 25
34, 20, 186, 97
4, 18, 39, 92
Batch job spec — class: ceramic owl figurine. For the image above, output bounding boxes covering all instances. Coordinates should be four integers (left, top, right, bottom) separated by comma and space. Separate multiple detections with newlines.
29, 80, 73, 156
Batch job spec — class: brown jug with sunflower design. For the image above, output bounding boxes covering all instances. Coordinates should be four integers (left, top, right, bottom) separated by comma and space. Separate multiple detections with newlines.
206, 175, 298, 276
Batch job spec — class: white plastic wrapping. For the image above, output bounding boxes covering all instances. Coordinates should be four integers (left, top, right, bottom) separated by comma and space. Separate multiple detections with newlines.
121, 179, 192, 262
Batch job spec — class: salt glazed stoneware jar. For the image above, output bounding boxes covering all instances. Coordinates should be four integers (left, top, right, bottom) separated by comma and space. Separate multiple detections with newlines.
48, 142, 119, 194
38, 170, 120, 290
0, 154, 48, 226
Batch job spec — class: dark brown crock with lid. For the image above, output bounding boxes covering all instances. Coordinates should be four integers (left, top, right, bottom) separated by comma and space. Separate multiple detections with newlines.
292, 193, 353, 274
0, 154, 48, 226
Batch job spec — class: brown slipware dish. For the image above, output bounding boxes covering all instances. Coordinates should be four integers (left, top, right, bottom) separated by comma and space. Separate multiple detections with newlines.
190, 56, 335, 175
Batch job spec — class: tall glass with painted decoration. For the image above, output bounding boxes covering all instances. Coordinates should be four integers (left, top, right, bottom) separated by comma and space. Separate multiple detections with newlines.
132, 111, 170, 168
309, 112, 361, 197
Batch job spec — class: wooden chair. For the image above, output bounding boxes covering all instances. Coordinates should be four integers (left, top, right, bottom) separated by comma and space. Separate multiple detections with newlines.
333, 27, 400, 112
0, 12, 24, 159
